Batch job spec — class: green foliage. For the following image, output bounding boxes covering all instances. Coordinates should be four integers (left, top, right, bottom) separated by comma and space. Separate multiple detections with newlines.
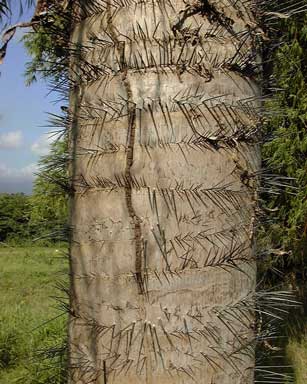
262, 13, 307, 281
29, 138, 69, 242
0, 139, 68, 245
20, 9, 70, 245
0, 193, 31, 243
22, 8, 70, 85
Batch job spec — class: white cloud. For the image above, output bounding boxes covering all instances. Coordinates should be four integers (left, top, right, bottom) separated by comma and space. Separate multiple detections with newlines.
31, 134, 55, 156
0, 162, 38, 180
0, 130, 23, 149
0, 162, 38, 194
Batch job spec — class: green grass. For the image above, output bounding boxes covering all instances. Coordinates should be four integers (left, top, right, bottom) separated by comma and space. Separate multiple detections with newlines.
287, 336, 307, 384
0, 246, 68, 383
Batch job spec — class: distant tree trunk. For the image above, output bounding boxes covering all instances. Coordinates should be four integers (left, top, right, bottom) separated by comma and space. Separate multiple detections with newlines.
68, 1, 261, 383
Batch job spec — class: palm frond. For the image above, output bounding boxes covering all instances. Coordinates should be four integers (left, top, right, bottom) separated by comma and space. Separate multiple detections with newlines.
0, 0, 36, 23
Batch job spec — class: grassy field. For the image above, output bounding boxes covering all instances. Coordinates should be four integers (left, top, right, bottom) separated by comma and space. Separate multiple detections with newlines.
287, 337, 307, 384
0, 246, 306, 383
0, 247, 68, 383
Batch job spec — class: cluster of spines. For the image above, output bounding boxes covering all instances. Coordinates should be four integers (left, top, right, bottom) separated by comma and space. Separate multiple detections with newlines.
60, 284, 297, 382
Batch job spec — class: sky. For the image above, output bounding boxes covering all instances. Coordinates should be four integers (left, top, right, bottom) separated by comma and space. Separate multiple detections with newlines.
0, 4, 60, 194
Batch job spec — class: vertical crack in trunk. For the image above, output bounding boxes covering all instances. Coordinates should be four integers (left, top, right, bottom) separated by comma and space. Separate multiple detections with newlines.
124, 95, 144, 295
106, 4, 144, 295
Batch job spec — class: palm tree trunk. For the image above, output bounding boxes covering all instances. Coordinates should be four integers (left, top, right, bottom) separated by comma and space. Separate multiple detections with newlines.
68, 1, 261, 383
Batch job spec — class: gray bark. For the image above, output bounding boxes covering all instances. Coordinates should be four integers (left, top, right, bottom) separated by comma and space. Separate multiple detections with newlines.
68, 1, 261, 383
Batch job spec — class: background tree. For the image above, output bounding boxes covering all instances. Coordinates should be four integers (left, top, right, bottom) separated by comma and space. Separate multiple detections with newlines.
0, 193, 31, 243
21, 1, 70, 85
0, 137, 68, 245
29, 137, 69, 242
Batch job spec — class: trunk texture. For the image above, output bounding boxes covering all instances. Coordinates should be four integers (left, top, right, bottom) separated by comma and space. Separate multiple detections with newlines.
68, 1, 261, 383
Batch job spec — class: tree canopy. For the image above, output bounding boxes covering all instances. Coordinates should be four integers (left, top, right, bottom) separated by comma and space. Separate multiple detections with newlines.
0, 137, 68, 245
0, 193, 31, 243
29, 136, 69, 241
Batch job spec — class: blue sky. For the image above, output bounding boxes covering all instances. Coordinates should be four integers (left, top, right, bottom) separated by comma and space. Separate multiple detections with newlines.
0, 4, 60, 194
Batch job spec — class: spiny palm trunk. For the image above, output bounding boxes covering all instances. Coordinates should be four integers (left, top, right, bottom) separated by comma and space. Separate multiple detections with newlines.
68, 0, 261, 383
